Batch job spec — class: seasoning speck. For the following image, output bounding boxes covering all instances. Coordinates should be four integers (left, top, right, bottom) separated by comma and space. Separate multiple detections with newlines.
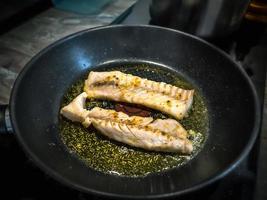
59, 64, 208, 177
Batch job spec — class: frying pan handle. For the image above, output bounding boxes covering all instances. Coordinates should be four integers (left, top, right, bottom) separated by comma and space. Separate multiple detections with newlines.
0, 105, 13, 134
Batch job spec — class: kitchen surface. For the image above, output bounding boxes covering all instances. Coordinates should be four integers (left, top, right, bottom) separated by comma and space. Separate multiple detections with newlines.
0, 0, 136, 104
0, 0, 266, 199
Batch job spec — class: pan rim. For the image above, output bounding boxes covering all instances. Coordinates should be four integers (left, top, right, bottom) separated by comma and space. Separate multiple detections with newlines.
9, 24, 261, 199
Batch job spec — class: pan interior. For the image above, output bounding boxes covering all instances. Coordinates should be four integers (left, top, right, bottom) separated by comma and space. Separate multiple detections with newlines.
59, 62, 209, 177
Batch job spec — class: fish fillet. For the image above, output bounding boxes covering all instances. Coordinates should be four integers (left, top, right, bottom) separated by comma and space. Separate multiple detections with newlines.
92, 119, 192, 153
147, 119, 187, 139
60, 92, 153, 127
60, 92, 193, 154
84, 71, 194, 119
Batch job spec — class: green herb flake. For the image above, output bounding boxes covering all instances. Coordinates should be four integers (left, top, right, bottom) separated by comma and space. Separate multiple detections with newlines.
59, 64, 209, 177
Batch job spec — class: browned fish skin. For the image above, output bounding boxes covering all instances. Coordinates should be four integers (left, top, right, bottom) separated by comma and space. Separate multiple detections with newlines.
84, 71, 194, 119
60, 92, 193, 154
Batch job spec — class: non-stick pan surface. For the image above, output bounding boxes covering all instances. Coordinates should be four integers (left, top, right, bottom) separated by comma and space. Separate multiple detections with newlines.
10, 25, 260, 199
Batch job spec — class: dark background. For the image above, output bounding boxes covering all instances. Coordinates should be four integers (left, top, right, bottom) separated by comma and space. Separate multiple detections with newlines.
0, 0, 52, 34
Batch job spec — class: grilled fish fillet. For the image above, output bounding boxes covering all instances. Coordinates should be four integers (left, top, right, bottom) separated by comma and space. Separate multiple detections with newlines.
147, 119, 187, 139
92, 119, 192, 153
84, 71, 194, 119
60, 92, 193, 154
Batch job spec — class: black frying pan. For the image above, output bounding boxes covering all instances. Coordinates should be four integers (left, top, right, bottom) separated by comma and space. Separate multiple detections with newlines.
0, 25, 260, 199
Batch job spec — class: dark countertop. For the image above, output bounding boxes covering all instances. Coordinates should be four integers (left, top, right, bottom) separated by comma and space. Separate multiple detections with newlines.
255, 75, 267, 200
